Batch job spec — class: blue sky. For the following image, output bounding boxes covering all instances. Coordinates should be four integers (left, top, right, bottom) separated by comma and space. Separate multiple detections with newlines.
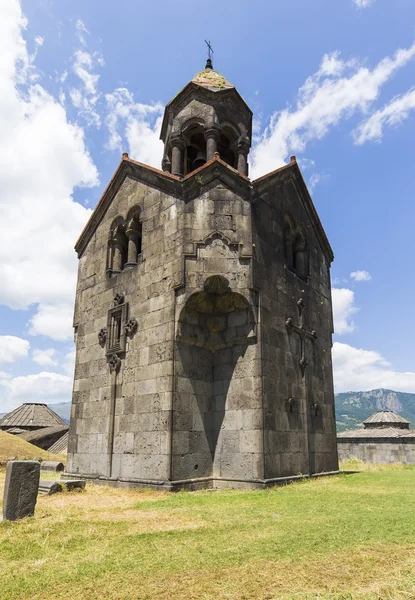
1, 0, 415, 411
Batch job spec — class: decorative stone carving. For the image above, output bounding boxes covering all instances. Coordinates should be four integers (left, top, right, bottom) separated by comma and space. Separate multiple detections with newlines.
124, 317, 138, 337
114, 292, 125, 306
98, 328, 107, 347
285, 298, 317, 378
108, 353, 122, 373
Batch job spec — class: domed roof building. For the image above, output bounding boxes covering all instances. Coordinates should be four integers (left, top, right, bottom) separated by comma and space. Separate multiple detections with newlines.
338, 410, 415, 464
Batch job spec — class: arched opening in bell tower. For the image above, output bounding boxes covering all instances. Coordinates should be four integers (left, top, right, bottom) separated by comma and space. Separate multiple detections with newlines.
184, 125, 206, 174
217, 130, 236, 169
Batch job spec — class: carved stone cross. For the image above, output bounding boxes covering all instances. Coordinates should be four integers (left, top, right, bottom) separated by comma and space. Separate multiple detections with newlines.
285, 298, 317, 377
285, 297, 318, 475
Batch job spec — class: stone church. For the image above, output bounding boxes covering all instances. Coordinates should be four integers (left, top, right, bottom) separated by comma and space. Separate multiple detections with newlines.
65, 59, 339, 489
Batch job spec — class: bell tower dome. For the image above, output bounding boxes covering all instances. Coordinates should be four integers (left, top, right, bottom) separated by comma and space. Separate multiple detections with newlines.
160, 59, 252, 177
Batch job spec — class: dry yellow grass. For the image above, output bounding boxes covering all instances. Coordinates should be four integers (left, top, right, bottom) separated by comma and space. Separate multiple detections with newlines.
0, 430, 65, 463
1, 466, 415, 599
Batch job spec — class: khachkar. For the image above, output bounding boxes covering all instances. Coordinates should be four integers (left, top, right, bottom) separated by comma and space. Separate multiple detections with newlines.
65, 57, 339, 490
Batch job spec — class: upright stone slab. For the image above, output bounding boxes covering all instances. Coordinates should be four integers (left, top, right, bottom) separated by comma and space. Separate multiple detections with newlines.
3, 460, 40, 521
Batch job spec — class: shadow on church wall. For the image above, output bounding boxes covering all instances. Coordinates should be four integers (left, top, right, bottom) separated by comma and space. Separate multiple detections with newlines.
173, 275, 256, 480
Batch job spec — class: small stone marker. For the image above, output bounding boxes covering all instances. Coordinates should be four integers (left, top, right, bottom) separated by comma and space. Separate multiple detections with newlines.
3, 460, 40, 521
62, 479, 86, 492
38, 479, 86, 495
40, 461, 64, 473
38, 481, 63, 496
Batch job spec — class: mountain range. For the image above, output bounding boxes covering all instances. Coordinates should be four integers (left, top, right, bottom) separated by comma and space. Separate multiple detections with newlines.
2, 389, 415, 433
334, 389, 415, 432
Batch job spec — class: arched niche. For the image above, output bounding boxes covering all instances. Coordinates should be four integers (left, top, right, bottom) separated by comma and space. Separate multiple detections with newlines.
177, 275, 255, 351
173, 276, 257, 480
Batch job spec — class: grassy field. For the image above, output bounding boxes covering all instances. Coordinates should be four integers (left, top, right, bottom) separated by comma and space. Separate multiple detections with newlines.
1, 461, 415, 599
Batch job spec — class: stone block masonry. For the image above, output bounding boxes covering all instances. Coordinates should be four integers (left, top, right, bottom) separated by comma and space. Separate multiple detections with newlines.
65, 61, 339, 490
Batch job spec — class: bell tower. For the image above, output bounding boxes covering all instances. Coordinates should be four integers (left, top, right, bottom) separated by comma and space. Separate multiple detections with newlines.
160, 58, 252, 177
66, 53, 339, 490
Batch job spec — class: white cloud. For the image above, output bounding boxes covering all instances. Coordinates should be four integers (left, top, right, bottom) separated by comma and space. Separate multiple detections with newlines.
250, 42, 415, 178
0, 0, 97, 341
353, 88, 415, 144
332, 288, 358, 334
75, 19, 89, 47
353, 0, 374, 8
62, 348, 76, 376
34, 35, 44, 47
32, 348, 58, 367
308, 172, 328, 191
28, 304, 74, 341
105, 88, 164, 166
350, 270, 371, 281
0, 336, 29, 364
0, 371, 72, 412
332, 276, 348, 285
70, 48, 102, 127
333, 342, 415, 393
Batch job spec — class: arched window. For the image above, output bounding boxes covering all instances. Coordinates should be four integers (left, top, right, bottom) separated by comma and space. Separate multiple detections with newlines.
107, 209, 142, 277
107, 219, 127, 276
184, 126, 206, 175
293, 228, 308, 281
217, 130, 236, 168
284, 216, 295, 272
284, 217, 308, 281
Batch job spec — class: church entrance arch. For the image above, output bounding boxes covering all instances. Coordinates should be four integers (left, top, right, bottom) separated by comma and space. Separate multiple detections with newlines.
174, 276, 256, 480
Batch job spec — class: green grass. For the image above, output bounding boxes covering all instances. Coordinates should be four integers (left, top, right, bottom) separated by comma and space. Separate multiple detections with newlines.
1, 464, 415, 599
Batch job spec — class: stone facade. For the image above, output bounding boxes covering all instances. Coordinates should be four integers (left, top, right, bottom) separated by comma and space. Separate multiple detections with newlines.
338, 410, 415, 464
338, 440, 415, 464
65, 63, 338, 489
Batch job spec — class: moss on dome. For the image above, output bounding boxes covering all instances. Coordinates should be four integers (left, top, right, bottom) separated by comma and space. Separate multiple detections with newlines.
192, 69, 233, 89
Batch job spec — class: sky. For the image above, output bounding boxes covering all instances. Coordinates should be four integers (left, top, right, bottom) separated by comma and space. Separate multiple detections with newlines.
1, 0, 415, 412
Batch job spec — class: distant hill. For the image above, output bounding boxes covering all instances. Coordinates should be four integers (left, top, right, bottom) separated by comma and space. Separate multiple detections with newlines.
335, 389, 415, 432
49, 402, 71, 423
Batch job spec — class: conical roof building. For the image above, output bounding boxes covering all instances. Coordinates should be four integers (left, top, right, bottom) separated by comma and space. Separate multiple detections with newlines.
0, 403, 67, 432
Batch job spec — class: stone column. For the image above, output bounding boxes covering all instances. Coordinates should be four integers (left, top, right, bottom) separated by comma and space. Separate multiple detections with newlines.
106, 241, 114, 277
125, 220, 141, 267
171, 136, 185, 177
111, 226, 126, 274
237, 136, 250, 176
162, 156, 171, 173
205, 126, 220, 161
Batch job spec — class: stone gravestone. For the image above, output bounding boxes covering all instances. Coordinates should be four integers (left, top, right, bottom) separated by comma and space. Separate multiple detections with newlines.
3, 460, 40, 521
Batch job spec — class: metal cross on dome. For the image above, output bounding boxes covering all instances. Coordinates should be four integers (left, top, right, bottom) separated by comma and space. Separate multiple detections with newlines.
205, 39, 214, 61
